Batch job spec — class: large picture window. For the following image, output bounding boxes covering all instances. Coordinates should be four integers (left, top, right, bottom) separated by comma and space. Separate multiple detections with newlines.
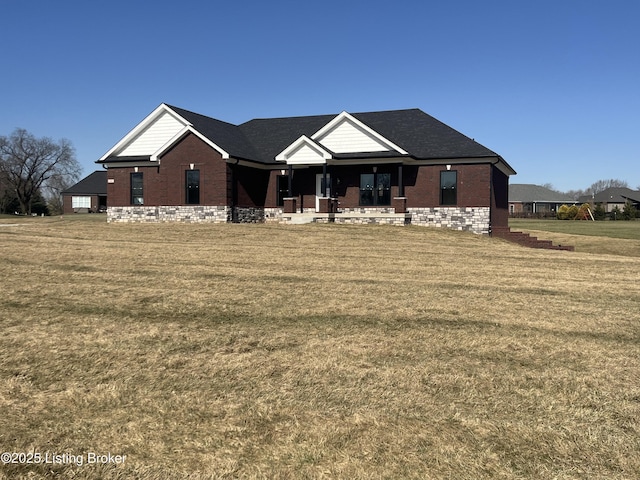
440, 170, 457, 205
185, 170, 200, 204
72, 196, 91, 209
131, 172, 143, 205
360, 172, 391, 206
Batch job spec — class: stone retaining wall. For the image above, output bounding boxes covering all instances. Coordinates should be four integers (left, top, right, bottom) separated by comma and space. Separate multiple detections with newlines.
264, 208, 284, 223
234, 207, 265, 223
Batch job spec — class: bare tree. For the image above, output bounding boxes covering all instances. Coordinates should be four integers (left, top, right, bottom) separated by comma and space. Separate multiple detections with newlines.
43, 172, 74, 215
586, 178, 629, 195
564, 189, 586, 201
0, 128, 80, 215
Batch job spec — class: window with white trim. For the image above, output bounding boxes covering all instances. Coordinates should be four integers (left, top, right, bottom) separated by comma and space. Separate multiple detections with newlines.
72, 196, 91, 208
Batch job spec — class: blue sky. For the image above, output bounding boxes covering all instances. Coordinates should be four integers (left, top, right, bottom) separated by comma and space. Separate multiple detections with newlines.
1, 0, 638, 192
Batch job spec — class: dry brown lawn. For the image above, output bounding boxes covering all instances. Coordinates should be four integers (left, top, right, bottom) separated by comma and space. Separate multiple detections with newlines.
1, 216, 639, 479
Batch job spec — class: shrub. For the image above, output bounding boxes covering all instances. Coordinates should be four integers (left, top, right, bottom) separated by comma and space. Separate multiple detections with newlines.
576, 203, 592, 220
610, 206, 622, 220
622, 201, 637, 221
557, 204, 570, 220
567, 205, 579, 220
593, 203, 606, 220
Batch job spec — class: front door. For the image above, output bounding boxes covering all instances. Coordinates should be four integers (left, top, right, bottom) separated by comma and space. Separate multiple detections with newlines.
315, 174, 330, 212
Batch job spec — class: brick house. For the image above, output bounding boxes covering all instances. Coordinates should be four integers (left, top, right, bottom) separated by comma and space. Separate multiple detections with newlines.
508, 184, 575, 217
62, 170, 107, 214
578, 188, 640, 213
97, 104, 515, 234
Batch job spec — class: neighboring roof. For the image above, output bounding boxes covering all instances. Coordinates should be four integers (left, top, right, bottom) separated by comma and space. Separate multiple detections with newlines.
98, 104, 514, 174
509, 184, 574, 203
62, 171, 107, 195
578, 187, 640, 204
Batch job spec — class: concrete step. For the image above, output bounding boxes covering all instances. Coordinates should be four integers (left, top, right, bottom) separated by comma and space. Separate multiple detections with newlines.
286, 214, 316, 225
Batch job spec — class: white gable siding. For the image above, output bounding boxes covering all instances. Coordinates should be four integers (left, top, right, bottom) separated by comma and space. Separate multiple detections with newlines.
119, 111, 186, 156
285, 143, 327, 164
317, 119, 391, 153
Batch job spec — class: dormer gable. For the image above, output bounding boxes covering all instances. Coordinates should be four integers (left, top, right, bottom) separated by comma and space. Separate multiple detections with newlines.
275, 135, 332, 164
311, 111, 408, 155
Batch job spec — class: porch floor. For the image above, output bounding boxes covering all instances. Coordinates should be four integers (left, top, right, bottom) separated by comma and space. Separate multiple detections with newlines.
283, 212, 411, 225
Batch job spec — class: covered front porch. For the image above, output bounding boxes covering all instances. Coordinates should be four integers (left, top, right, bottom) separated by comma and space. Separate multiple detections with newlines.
278, 162, 409, 216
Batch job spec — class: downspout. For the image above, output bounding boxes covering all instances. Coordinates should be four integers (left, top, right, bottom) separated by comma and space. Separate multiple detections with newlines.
488, 157, 502, 236
231, 159, 239, 222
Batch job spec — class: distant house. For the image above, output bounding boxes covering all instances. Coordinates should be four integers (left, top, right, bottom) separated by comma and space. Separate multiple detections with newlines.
578, 188, 640, 213
62, 171, 107, 214
96, 104, 516, 234
509, 184, 575, 216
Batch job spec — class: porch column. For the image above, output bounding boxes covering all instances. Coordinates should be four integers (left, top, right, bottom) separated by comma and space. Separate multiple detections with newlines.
322, 163, 328, 197
393, 163, 407, 213
287, 164, 293, 197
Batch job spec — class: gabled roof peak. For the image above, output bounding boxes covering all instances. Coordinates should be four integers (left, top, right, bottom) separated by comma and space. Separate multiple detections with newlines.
98, 104, 512, 174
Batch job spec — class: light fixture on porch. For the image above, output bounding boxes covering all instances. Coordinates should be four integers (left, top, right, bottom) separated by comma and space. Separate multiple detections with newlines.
190, 163, 195, 170
446, 164, 451, 171
134, 166, 138, 173
280, 169, 286, 176
372, 166, 377, 173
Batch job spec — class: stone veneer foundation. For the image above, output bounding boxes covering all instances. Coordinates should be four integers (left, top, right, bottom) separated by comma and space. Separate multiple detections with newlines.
108, 205, 491, 234
408, 207, 491, 234
107, 206, 230, 223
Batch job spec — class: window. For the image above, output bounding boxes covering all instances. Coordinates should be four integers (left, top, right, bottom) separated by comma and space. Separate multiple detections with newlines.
71, 196, 91, 209
131, 172, 143, 205
276, 175, 288, 207
185, 169, 200, 204
440, 171, 457, 205
360, 172, 390, 206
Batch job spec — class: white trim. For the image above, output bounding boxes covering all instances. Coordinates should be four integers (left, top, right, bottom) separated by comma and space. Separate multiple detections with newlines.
99, 104, 191, 161
311, 111, 409, 155
72, 196, 92, 209
150, 125, 229, 160
275, 135, 332, 164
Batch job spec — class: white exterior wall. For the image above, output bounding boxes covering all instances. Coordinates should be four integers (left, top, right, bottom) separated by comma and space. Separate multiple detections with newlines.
119, 111, 185, 156
286, 143, 326, 164
317, 119, 390, 153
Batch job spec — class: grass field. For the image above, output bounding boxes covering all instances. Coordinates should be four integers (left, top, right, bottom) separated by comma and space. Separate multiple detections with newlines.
510, 218, 640, 257
1, 216, 639, 479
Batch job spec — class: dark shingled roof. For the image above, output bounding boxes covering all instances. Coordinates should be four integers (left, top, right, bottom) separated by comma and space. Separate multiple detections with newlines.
167, 105, 261, 161
352, 109, 497, 159
238, 114, 336, 164
509, 184, 575, 203
62, 171, 107, 195
577, 187, 640, 204
166, 106, 500, 165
